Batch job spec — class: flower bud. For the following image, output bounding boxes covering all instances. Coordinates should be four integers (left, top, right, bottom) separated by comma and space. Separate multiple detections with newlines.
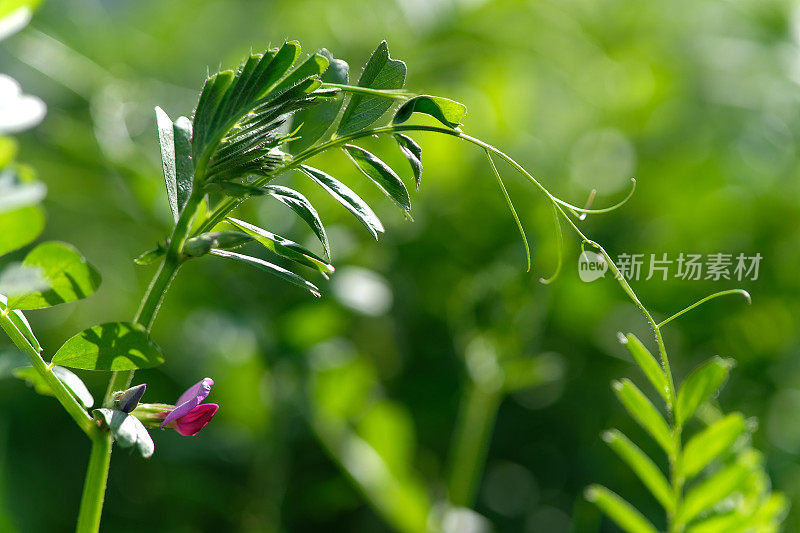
114, 383, 147, 413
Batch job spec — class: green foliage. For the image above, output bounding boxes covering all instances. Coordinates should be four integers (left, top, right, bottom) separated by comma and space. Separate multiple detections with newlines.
336, 40, 406, 137
602, 429, 674, 512
7, 242, 101, 310
155, 107, 193, 221
298, 165, 384, 239
393, 95, 467, 129
393, 134, 422, 190
289, 50, 348, 153
0, 206, 44, 256
585, 485, 658, 533
622, 334, 669, 402
612, 378, 673, 454
681, 413, 746, 479
676, 357, 733, 427
262, 185, 330, 258
52, 322, 165, 371
342, 144, 411, 214
590, 334, 786, 532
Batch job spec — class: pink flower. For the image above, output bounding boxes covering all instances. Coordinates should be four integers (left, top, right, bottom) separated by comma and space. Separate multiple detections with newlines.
159, 378, 219, 436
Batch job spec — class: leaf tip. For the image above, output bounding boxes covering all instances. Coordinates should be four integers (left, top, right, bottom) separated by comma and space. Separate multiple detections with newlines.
600, 430, 617, 443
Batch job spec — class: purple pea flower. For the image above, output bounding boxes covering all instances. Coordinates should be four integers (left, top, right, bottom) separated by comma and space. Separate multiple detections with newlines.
158, 378, 219, 436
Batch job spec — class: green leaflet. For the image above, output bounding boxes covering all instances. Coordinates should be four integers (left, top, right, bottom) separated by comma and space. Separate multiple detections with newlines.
13, 365, 94, 408
621, 333, 669, 402
602, 429, 674, 512
0, 263, 48, 297
263, 185, 330, 260
92, 408, 154, 458
343, 144, 411, 214
585, 485, 659, 533
193, 69, 235, 160
194, 41, 308, 167
271, 52, 329, 97
675, 452, 756, 527
291, 50, 349, 153
209, 249, 321, 297
676, 357, 734, 427
337, 41, 406, 136
52, 322, 165, 371
394, 134, 422, 190
393, 95, 467, 129
612, 379, 673, 454
0, 206, 44, 256
225, 217, 333, 277
155, 107, 193, 221
7, 241, 101, 310
681, 413, 747, 479
298, 165, 384, 239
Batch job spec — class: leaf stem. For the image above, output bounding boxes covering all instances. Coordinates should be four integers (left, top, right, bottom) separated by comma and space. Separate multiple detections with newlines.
320, 83, 412, 100
657, 289, 751, 329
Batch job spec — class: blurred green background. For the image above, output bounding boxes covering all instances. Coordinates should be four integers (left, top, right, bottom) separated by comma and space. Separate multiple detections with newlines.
2, 0, 800, 531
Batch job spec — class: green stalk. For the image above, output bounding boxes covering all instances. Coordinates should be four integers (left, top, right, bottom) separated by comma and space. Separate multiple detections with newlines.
75, 432, 111, 533
76, 190, 205, 533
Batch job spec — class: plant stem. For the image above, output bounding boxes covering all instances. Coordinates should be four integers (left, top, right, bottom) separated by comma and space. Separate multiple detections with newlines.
75, 190, 205, 533
0, 309, 95, 436
75, 431, 112, 533
102, 190, 203, 406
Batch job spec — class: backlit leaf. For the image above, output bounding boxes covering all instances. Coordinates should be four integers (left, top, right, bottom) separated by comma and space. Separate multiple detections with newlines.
676, 357, 734, 427
7, 241, 101, 310
602, 429, 674, 512
337, 41, 406, 136
52, 322, 165, 371
621, 333, 669, 402
0, 206, 44, 256
613, 378, 673, 454
585, 484, 659, 533
682, 413, 747, 479
393, 95, 466, 129
676, 452, 755, 526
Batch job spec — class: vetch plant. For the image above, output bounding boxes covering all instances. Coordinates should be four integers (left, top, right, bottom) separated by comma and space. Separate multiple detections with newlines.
0, 33, 785, 533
